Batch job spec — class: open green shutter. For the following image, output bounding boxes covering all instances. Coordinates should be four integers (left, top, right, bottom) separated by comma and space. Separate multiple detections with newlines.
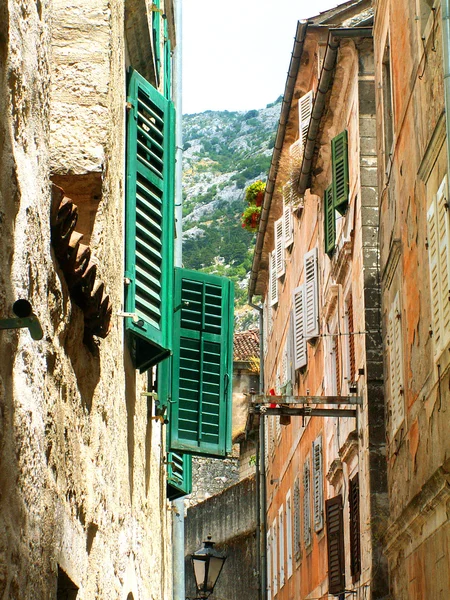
167, 451, 192, 500
164, 19, 172, 100
331, 130, 349, 215
125, 69, 175, 372
324, 185, 336, 257
168, 268, 234, 458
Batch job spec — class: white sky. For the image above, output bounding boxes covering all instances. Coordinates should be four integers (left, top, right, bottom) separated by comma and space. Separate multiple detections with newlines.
182, 0, 340, 114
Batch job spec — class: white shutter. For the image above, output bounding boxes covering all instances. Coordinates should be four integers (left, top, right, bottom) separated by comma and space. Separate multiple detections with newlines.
293, 284, 307, 369
388, 293, 404, 435
286, 317, 295, 385
299, 90, 313, 148
286, 491, 293, 579
427, 199, 441, 348
272, 516, 278, 595
263, 300, 268, 355
304, 248, 319, 340
293, 478, 301, 560
269, 252, 278, 307
303, 457, 312, 547
275, 217, 285, 278
279, 505, 285, 587
283, 197, 294, 248
267, 528, 272, 600
312, 436, 324, 532
437, 178, 450, 342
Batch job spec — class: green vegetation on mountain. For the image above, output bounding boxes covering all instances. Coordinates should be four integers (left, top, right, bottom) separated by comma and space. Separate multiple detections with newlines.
182, 98, 281, 329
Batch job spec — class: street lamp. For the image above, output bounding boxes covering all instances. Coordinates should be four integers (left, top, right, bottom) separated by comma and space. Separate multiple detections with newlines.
190, 536, 226, 599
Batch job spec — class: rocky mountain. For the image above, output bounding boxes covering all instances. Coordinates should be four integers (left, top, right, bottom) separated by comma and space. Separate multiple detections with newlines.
182, 97, 282, 329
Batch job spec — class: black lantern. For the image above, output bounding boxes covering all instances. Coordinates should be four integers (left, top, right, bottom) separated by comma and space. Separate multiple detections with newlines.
190, 536, 226, 599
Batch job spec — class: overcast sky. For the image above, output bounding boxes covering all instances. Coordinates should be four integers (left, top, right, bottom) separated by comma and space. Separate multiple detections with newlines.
182, 0, 340, 114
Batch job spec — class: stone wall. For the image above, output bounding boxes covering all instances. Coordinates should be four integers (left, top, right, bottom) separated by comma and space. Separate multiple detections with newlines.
185, 476, 258, 600
0, 1, 173, 598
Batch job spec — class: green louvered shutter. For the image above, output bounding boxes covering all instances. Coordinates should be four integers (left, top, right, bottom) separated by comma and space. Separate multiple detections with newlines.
152, 0, 161, 85
168, 268, 234, 458
331, 130, 349, 215
167, 451, 192, 500
164, 19, 172, 100
324, 185, 336, 257
125, 69, 175, 372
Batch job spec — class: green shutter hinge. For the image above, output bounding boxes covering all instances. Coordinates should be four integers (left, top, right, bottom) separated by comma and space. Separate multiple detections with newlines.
126, 98, 134, 112
0, 300, 43, 340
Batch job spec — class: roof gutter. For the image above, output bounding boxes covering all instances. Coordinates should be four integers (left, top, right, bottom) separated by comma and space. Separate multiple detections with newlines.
248, 20, 309, 303
297, 26, 373, 196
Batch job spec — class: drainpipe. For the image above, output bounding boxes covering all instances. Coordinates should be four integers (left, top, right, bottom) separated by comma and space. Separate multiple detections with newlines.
442, 1, 450, 181
172, 1, 185, 600
248, 301, 266, 600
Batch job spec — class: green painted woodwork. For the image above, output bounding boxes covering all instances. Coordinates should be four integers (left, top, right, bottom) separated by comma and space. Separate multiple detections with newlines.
152, 0, 161, 85
324, 185, 336, 257
125, 68, 175, 372
168, 268, 234, 458
167, 451, 192, 500
164, 19, 172, 100
331, 130, 349, 215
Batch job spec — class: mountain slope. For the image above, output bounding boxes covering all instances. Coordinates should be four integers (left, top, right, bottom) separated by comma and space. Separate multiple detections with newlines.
182, 98, 281, 329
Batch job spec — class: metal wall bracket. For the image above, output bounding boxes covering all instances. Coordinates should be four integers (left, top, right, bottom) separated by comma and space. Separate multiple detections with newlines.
250, 406, 357, 419
250, 394, 362, 406
0, 300, 43, 340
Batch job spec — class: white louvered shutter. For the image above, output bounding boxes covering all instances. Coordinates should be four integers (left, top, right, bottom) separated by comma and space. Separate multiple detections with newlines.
427, 199, 441, 348
283, 197, 294, 248
279, 505, 285, 587
304, 248, 319, 340
312, 436, 324, 532
293, 284, 307, 369
303, 457, 312, 547
275, 217, 285, 278
437, 179, 450, 344
299, 90, 313, 148
269, 252, 278, 307
263, 299, 268, 355
293, 477, 301, 560
388, 293, 404, 435
272, 517, 278, 595
287, 316, 295, 385
286, 490, 293, 578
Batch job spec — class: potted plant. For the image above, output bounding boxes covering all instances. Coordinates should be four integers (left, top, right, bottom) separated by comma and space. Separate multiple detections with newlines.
241, 205, 262, 232
245, 180, 265, 207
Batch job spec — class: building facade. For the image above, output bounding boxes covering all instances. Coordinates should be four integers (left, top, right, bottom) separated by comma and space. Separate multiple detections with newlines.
248, 2, 388, 598
374, 1, 450, 598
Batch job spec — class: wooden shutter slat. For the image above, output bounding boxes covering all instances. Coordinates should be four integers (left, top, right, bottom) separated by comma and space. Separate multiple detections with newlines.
293, 477, 301, 560
125, 69, 174, 371
303, 457, 312, 547
326, 495, 345, 595
332, 130, 349, 215
283, 196, 294, 248
270, 252, 278, 307
167, 451, 192, 500
275, 217, 285, 278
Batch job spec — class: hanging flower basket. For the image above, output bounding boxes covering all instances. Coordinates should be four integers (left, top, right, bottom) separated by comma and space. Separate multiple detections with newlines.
245, 180, 266, 207
241, 205, 262, 232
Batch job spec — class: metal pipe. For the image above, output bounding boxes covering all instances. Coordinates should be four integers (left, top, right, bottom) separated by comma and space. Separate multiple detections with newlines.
174, 0, 183, 269
442, 0, 450, 182
248, 21, 309, 302
172, 3, 185, 600
248, 300, 265, 599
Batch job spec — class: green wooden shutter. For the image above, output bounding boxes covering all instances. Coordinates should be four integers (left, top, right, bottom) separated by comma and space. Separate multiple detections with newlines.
331, 130, 349, 215
152, 0, 161, 85
324, 185, 336, 257
167, 451, 192, 500
164, 19, 172, 100
125, 69, 175, 372
168, 268, 234, 458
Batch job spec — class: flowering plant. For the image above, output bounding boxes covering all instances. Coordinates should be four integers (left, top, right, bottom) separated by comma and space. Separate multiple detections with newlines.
241, 205, 261, 232
244, 180, 265, 207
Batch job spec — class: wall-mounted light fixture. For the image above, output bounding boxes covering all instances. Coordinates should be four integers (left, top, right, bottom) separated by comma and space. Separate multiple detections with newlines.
189, 536, 226, 599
